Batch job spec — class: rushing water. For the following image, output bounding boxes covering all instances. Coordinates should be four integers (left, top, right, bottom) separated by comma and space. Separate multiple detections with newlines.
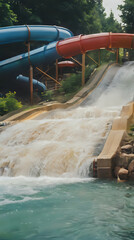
0, 62, 134, 239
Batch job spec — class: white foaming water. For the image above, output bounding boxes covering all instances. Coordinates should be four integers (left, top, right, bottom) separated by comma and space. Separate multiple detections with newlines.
0, 107, 118, 178
0, 62, 134, 185
95, 61, 134, 108
0, 176, 93, 206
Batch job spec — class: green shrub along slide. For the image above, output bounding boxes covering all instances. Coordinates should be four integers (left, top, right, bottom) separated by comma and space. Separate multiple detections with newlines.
0, 91, 22, 116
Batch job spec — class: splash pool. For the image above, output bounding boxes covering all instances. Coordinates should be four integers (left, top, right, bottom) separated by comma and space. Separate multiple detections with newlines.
0, 177, 134, 240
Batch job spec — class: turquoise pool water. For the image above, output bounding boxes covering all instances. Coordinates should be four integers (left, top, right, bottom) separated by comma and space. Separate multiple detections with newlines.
0, 177, 134, 240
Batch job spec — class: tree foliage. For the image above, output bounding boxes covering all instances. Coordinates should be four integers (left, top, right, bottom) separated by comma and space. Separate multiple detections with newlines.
104, 12, 122, 33
0, 0, 122, 34
60, 65, 96, 94
0, 0, 17, 26
119, 0, 134, 33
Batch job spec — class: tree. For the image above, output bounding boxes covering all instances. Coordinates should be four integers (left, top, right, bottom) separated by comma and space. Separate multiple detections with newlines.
9, 0, 42, 25
8, 0, 103, 34
0, 0, 123, 35
105, 11, 122, 33
24, 0, 98, 34
85, 7, 102, 33
119, 0, 134, 33
0, 0, 17, 27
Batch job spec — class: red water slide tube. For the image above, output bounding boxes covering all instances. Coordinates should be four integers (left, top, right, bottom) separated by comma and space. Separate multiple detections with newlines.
56, 33, 134, 58
58, 61, 77, 68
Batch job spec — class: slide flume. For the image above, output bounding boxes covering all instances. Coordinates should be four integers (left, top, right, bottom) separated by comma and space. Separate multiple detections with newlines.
56, 32, 134, 57
0, 25, 73, 45
0, 27, 134, 87
0, 25, 73, 86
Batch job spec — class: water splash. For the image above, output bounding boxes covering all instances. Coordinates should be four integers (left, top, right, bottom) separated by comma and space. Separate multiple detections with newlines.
0, 62, 134, 179
0, 106, 117, 177
95, 61, 134, 108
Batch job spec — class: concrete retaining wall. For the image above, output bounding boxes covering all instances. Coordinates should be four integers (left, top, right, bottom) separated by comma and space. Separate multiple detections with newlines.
97, 102, 134, 179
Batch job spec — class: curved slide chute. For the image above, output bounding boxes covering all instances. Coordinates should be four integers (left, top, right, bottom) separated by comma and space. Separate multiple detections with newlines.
0, 41, 61, 79
0, 25, 73, 45
0, 25, 73, 88
0, 27, 134, 90
56, 32, 134, 57
16, 75, 47, 92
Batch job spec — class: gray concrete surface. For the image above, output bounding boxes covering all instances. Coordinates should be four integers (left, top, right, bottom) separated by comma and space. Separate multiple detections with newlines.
80, 64, 120, 106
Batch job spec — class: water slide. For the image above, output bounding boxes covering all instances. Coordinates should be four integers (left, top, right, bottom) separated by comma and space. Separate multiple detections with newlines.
0, 25, 73, 90
56, 32, 134, 57
0, 25, 134, 90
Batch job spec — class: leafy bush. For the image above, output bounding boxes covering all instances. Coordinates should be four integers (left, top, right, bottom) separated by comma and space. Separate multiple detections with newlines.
0, 91, 22, 116
60, 65, 96, 94
0, 99, 6, 116
60, 73, 81, 94
41, 90, 53, 101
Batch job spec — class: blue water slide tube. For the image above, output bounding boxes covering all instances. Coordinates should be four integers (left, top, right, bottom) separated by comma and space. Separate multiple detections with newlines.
17, 75, 46, 92
0, 25, 73, 87
0, 41, 60, 79
0, 25, 73, 44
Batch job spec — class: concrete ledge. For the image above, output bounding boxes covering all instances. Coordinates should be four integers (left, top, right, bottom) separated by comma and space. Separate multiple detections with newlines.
4, 102, 70, 122
112, 102, 134, 130
97, 102, 134, 179
98, 130, 126, 160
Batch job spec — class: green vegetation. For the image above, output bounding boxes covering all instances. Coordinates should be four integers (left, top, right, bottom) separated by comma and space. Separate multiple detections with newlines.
0, 0, 17, 27
119, 0, 134, 33
41, 90, 54, 102
39, 65, 96, 103
128, 124, 134, 138
0, 91, 22, 116
0, 0, 122, 35
103, 11, 122, 33
60, 73, 82, 94
130, 125, 134, 132
60, 65, 95, 94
